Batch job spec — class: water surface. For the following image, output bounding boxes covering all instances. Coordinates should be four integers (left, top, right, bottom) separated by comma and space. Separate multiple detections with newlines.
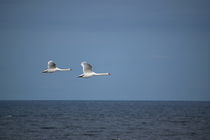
0, 101, 210, 140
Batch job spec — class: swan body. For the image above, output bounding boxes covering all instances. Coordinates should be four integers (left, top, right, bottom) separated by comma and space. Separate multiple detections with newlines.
78, 61, 111, 78
42, 60, 72, 73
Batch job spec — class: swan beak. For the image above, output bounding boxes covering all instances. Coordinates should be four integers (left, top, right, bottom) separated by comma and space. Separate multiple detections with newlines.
42, 70, 47, 73
108, 73, 111, 75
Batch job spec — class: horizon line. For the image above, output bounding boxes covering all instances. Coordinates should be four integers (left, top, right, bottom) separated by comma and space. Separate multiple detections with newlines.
0, 99, 209, 102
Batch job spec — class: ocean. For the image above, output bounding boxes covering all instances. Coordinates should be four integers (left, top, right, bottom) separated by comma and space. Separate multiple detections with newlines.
0, 101, 210, 140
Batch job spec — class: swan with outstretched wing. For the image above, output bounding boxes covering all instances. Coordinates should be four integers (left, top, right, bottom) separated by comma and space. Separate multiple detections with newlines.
78, 61, 111, 78
42, 60, 72, 73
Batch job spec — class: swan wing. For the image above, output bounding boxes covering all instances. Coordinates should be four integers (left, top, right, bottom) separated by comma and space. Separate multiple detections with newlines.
48, 60, 56, 69
81, 61, 92, 73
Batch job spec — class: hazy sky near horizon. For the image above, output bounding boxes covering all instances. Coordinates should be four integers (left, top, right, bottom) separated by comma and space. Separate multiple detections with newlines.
0, 0, 210, 100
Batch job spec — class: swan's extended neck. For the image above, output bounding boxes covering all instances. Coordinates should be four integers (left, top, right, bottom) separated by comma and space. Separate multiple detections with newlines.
94, 73, 111, 76
57, 68, 72, 71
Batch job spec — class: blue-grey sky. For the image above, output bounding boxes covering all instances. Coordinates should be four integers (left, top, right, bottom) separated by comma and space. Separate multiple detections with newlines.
0, 0, 210, 100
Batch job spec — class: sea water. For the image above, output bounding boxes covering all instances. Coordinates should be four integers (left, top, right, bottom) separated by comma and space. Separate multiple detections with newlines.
0, 101, 210, 140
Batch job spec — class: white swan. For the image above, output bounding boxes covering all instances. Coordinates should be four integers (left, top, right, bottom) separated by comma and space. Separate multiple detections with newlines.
42, 60, 72, 73
78, 61, 111, 78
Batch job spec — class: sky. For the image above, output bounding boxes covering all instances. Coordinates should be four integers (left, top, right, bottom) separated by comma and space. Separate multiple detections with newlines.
0, 0, 210, 100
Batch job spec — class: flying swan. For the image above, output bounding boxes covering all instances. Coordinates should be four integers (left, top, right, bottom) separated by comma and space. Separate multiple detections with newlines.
78, 61, 111, 78
42, 60, 72, 73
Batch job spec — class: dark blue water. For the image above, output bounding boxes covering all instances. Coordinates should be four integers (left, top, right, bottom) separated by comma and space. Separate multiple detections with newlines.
0, 101, 210, 140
